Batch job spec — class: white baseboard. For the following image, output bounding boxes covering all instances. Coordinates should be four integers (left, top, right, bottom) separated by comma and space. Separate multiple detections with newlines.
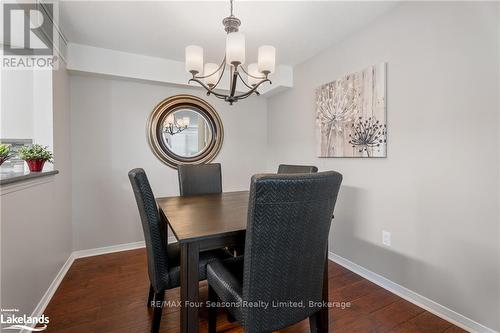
24, 237, 177, 332
23, 253, 75, 333
72, 237, 177, 259
72, 240, 146, 259
328, 252, 497, 333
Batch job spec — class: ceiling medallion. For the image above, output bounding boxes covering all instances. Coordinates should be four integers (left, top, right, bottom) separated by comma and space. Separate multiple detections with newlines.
184, 0, 276, 105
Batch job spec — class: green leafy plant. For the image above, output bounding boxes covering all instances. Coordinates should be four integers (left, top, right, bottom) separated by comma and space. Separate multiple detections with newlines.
0, 143, 15, 164
17, 144, 54, 163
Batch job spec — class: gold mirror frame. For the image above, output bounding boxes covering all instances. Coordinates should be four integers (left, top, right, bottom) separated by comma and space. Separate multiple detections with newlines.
147, 95, 224, 169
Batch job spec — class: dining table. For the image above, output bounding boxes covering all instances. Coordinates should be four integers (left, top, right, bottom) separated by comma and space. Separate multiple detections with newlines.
156, 190, 330, 333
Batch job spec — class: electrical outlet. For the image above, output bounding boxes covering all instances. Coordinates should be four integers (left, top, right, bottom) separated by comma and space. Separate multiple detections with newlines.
382, 231, 391, 246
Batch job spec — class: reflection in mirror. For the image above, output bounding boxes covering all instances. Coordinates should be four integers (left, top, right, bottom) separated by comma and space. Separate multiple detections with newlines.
161, 109, 212, 158
148, 95, 223, 168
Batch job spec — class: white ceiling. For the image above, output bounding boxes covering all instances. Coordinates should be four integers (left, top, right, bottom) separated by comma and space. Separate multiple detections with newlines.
60, 1, 397, 66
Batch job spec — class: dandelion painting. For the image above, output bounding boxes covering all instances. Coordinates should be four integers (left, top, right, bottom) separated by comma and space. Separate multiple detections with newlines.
315, 63, 386, 157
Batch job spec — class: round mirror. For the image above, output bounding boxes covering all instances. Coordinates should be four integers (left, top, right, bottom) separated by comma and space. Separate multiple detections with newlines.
161, 108, 213, 158
148, 95, 223, 168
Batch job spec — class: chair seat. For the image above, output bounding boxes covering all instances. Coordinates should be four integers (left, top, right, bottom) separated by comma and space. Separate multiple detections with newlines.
207, 256, 245, 321
166, 243, 233, 289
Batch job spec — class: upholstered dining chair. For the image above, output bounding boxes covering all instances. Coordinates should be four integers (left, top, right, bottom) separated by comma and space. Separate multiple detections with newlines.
206, 171, 343, 333
277, 164, 318, 174
177, 163, 242, 259
177, 163, 222, 196
128, 168, 231, 333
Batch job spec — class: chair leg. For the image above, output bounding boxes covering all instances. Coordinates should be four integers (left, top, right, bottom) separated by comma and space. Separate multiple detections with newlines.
151, 291, 165, 333
309, 311, 320, 333
147, 284, 154, 308
208, 284, 217, 333
234, 245, 244, 257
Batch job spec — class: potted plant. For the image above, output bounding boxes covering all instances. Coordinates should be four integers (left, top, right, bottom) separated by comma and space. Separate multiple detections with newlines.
17, 144, 53, 172
0, 143, 15, 166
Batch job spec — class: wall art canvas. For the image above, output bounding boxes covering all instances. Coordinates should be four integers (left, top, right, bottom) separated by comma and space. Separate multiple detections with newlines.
315, 63, 386, 157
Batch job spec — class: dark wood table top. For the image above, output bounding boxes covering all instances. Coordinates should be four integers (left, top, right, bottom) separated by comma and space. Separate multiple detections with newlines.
156, 190, 249, 243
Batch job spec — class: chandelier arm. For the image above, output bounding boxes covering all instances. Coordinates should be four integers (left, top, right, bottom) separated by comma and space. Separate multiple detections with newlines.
232, 93, 254, 101
232, 78, 271, 100
236, 71, 254, 90
213, 94, 229, 100
239, 65, 267, 80
193, 56, 227, 80
188, 77, 231, 99
211, 58, 227, 89
188, 74, 272, 102
231, 88, 262, 102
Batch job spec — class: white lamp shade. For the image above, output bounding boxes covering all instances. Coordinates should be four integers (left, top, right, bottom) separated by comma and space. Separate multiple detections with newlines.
204, 63, 219, 86
166, 114, 174, 125
185, 45, 203, 74
226, 32, 245, 66
258, 45, 275, 74
182, 116, 190, 127
247, 63, 263, 86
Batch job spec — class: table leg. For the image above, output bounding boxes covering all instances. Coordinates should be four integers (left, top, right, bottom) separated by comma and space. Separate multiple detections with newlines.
180, 242, 200, 333
318, 251, 329, 332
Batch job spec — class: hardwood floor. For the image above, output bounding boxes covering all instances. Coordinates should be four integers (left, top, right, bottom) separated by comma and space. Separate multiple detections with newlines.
44, 249, 468, 333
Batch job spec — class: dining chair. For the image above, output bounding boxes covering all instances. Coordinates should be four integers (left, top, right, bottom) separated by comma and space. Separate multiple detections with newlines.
177, 163, 222, 196
128, 168, 231, 333
206, 171, 343, 333
277, 164, 318, 174
177, 163, 240, 260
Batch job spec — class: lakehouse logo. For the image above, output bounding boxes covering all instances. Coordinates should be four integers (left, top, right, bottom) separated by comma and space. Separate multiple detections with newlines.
1, 308, 49, 331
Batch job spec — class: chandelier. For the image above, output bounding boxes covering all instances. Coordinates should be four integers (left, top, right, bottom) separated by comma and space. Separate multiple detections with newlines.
163, 114, 190, 135
184, 0, 276, 105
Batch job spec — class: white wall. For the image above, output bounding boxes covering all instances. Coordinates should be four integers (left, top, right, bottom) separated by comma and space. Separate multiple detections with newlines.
267, 2, 499, 331
70, 75, 268, 251
0, 62, 72, 316
1, 70, 34, 139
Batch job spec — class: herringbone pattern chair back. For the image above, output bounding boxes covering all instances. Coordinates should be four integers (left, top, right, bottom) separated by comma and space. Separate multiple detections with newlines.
128, 168, 170, 292
242, 171, 342, 332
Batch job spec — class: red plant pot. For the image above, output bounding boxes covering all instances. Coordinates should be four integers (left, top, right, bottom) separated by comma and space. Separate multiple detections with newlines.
26, 159, 46, 172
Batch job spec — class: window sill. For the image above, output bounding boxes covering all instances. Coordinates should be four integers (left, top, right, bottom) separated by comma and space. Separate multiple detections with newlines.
0, 170, 59, 186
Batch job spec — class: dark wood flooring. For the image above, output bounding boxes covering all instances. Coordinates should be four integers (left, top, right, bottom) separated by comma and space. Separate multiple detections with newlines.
44, 249, 468, 333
